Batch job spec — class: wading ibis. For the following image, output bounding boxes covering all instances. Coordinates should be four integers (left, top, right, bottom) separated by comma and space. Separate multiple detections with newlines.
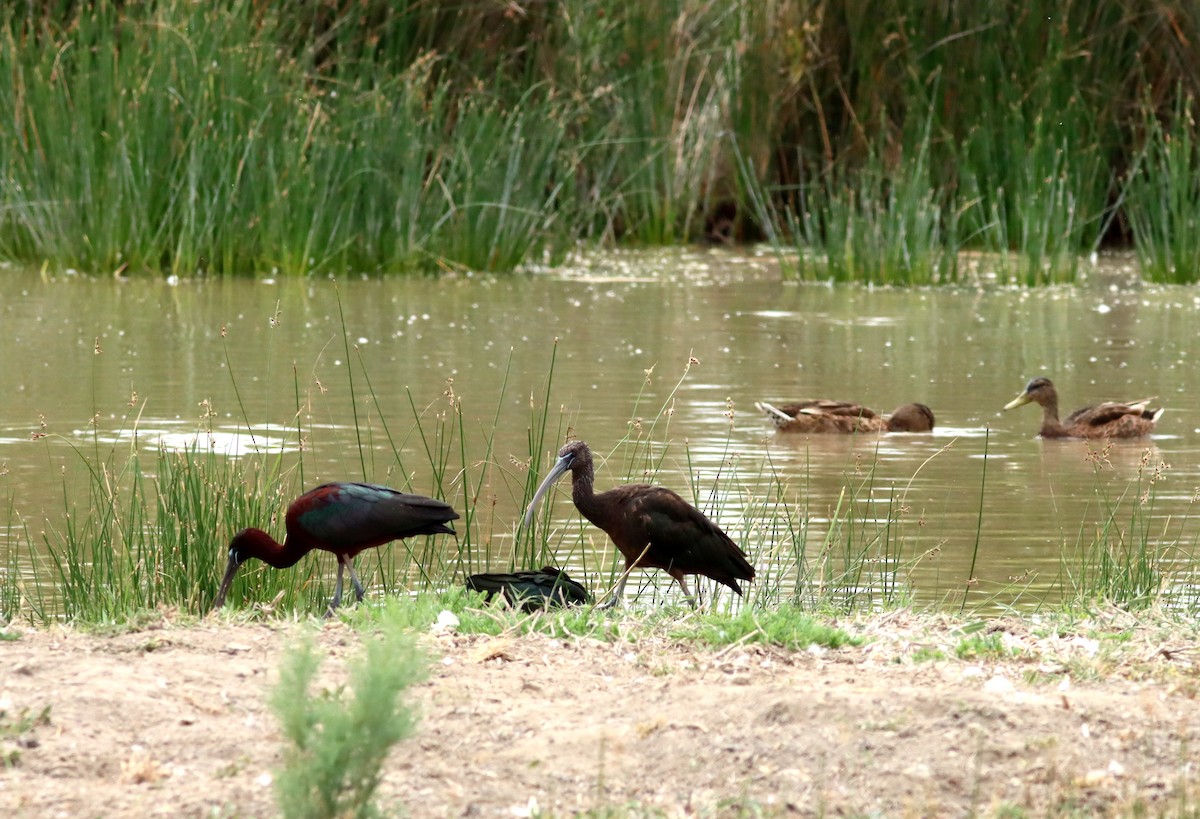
757, 399, 935, 434
1003, 377, 1164, 439
522, 440, 754, 607
466, 566, 591, 612
214, 482, 459, 614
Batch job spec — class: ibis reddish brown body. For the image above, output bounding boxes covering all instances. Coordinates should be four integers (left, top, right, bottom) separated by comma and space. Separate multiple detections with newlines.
214, 482, 458, 614
523, 440, 754, 606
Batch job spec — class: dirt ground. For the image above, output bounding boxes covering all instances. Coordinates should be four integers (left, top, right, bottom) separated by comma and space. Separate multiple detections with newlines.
2, 610, 1199, 818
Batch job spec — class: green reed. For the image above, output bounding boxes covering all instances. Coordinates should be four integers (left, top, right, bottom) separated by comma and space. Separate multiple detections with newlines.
568, 2, 739, 245
3, 1, 1200, 281
17, 415, 299, 622
750, 0, 1132, 284
0, 2, 574, 276
784, 108, 957, 285
1055, 449, 1197, 612
785, 453, 913, 613
942, 4, 1117, 284
1124, 93, 1200, 284
0, 488, 20, 620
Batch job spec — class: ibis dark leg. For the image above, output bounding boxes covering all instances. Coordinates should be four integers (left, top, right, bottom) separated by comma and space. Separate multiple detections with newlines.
327, 559, 347, 615
326, 555, 367, 616
670, 571, 698, 608
597, 571, 630, 609
344, 555, 367, 602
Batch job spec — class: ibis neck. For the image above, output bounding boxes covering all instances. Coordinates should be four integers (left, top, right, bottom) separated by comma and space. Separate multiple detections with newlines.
240, 528, 307, 569
570, 462, 602, 520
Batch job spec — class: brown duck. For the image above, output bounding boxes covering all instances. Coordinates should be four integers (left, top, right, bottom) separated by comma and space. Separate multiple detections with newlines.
756, 400, 935, 434
1003, 377, 1164, 439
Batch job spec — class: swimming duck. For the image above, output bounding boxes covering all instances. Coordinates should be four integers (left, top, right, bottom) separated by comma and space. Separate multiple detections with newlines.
756, 400, 935, 434
1003, 377, 1164, 439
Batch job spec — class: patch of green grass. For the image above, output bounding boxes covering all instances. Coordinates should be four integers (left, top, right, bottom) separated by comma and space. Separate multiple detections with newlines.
991, 806, 1030, 819
953, 632, 1017, 661
0, 704, 50, 737
344, 589, 626, 644
674, 606, 860, 651
911, 646, 947, 663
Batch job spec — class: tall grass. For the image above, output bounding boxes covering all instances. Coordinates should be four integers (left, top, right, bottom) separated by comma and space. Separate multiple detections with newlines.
0, 2, 571, 276
1056, 449, 1191, 611
764, 443, 947, 613
1124, 95, 1200, 284
783, 109, 958, 285
946, 4, 1118, 284
5, 1, 1200, 280
16, 430, 295, 621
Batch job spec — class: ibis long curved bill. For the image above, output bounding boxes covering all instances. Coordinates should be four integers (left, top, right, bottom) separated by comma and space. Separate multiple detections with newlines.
212, 551, 242, 609
522, 450, 577, 528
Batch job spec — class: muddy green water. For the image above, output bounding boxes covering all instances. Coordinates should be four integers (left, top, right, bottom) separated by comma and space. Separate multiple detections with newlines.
3, 250, 1200, 612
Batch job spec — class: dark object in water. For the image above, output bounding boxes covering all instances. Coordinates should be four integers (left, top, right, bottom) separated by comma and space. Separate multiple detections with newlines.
466, 566, 591, 611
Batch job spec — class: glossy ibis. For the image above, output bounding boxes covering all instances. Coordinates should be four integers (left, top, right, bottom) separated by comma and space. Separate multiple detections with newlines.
1003, 377, 1164, 439
757, 400, 935, 434
466, 566, 591, 612
214, 482, 459, 614
522, 440, 754, 607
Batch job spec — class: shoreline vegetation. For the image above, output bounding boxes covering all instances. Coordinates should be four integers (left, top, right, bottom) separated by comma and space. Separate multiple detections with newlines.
3, 349, 1195, 628
2, 1, 1200, 283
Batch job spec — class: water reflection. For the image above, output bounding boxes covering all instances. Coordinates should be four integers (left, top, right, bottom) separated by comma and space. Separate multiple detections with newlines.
39, 424, 301, 456
3, 250, 1200, 613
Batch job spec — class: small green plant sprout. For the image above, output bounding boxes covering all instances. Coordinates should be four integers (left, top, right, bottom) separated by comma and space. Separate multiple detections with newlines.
0, 701, 51, 768
270, 611, 425, 819
954, 631, 1018, 661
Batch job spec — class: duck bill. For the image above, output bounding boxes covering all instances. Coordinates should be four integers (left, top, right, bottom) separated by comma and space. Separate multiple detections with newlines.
522, 454, 573, 528
212, 554, 241, 610
1003, 392, 1032, 411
